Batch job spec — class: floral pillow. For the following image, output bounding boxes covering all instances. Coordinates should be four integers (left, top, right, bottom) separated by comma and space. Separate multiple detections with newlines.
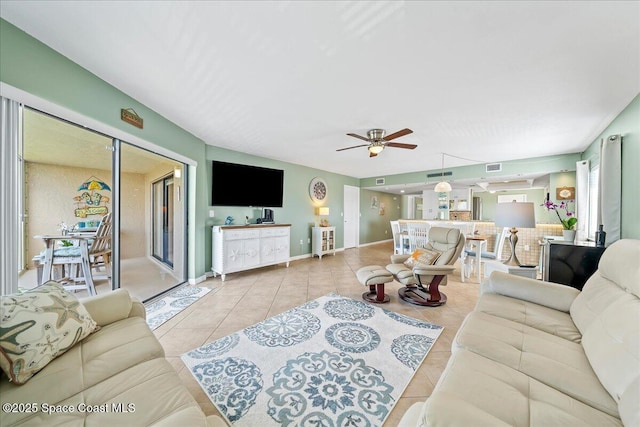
404, 248, 441, 268
0, 281, 98, 384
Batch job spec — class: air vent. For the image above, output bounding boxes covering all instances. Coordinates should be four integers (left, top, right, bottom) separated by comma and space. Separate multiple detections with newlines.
375, 178, 385, 185
426, 171, 452, 178
486, 163, 502, 173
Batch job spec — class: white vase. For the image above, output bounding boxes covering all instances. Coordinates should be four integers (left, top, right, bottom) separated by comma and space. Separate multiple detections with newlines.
562, 229, 576, 242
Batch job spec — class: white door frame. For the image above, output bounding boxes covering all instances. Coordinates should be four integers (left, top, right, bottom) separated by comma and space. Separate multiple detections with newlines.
343, 185, 360, 248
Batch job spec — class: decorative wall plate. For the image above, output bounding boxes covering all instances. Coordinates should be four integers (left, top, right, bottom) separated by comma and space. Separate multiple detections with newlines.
556, 186, 575, 200
309, 177, 328, 203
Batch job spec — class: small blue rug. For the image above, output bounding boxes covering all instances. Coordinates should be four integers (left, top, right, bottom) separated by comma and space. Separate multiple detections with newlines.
145, 286, 212, 330
182, 293, 443, 426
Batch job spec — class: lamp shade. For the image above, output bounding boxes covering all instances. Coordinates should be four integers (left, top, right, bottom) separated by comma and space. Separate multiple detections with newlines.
316, 207, 330, 216
494, 202, 536, 228
434, 181, 452, 192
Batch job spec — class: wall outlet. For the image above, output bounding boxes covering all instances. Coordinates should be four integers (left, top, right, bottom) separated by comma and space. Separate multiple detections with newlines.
209, 209, 215, 218
524, 244, 530, 251
307, 238, 310, 243
299, 239, 303, 245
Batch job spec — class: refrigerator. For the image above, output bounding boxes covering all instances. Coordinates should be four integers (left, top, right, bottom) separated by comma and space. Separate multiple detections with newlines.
472, 197, 482, 220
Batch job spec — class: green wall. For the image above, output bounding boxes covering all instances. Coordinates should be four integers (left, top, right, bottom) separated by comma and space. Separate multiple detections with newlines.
204, 145, 358, 260
360, 190, 401, 243
581, 93, 640, 239
474, 189, 548, 222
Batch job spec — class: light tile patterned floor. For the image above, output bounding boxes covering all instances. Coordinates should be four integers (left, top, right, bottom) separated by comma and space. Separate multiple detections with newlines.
154, 241, 481, 426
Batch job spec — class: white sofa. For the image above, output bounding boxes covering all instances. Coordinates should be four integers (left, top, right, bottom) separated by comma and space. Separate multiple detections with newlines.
399, 238, 640, 426
0, 288, 226, 426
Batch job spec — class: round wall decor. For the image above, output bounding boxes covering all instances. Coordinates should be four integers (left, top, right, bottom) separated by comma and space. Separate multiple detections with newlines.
309, 177, 328, 203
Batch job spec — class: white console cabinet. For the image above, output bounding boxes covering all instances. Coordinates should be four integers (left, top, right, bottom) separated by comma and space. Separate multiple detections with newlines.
212, 224, 290, 281
312, 226, 336, 259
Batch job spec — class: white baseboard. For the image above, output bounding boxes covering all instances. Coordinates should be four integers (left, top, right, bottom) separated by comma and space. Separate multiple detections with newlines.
188, 275, 208, 285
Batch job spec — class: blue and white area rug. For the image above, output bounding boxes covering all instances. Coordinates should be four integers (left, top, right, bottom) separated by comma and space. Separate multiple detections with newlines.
145, 286, 212, 330
182, 293, 443, 426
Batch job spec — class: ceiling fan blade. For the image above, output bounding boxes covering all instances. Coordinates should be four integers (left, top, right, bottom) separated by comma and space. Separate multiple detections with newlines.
346, 133, 370, 142
386, 142, 417, 149
383, 128, 413, 141
369, 151, 378, 157
336, 144, 369, 152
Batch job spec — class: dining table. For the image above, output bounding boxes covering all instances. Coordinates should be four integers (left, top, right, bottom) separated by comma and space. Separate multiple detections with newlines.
35, 234, 97, 295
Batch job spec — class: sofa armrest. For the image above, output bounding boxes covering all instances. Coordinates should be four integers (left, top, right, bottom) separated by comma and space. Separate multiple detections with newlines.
80, 289, 146, 326
390, 254, 411, 264
481, 271, 580, 312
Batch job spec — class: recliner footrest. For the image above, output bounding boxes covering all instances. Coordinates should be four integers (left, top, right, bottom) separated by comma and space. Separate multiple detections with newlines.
357, 265, 393, 304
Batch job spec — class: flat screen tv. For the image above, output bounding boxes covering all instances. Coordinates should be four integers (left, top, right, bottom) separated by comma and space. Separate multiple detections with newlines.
211, 160, 284, 207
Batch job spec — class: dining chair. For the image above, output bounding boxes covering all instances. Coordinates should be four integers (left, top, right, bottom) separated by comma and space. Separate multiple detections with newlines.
390, 221, 404, 255
463, 226, 509, 279
406, 222, 430, 253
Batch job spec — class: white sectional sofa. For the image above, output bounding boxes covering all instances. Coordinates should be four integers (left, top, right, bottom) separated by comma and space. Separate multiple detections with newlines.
400, 238, 640, 426
0, 288, 226, 426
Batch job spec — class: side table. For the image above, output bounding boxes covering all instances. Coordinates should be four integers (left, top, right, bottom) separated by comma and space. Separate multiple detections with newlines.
483, 260, 538, 280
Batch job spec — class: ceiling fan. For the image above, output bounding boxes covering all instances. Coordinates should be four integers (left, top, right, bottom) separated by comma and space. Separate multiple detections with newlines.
337, 128, 417, 157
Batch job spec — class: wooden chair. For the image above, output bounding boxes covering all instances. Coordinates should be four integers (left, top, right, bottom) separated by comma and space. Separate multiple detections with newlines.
40, 213, 112, 296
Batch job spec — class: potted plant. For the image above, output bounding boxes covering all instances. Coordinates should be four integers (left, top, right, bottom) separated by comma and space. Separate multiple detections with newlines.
542, 199, 577, 241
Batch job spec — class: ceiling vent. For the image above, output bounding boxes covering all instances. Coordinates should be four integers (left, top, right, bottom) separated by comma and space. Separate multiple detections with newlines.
486, 163, 502, 173
375, 178, 385, 185
426, 171, 452, 178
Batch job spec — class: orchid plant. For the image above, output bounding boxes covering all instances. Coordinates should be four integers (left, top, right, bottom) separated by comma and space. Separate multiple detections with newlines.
542, 199, 577, 230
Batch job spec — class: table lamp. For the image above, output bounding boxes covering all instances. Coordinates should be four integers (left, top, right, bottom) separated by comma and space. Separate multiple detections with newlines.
494, 202, 535, 266
316, 207, 330, 227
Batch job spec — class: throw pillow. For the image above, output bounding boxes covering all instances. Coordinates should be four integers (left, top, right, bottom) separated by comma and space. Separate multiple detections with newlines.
404, 248, 441, 268
0, 281, 98, 384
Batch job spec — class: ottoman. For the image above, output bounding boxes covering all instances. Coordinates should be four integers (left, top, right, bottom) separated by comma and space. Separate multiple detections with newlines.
357, 265, 394, 303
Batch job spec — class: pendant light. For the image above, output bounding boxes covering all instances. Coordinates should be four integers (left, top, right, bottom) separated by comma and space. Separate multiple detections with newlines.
434, 153, 452, 192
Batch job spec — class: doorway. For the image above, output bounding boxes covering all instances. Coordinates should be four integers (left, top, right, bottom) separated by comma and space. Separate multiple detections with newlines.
152, 175, 175, 267
17, 107, 187, 301
343, 185, 360, 248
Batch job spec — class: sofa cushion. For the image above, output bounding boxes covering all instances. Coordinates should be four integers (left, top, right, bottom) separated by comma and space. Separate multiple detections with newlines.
0, 315, 164, 419
454, 311, 618, 417
569, 239, 640, 427
475, 292, 582, 342
403, 248, 441, 268
0, 358, 208, 426
423, 349, 623, 426
0, 282, 98, 384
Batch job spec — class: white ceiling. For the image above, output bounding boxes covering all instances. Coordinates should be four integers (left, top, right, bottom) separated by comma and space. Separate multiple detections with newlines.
2, 1, 639, 181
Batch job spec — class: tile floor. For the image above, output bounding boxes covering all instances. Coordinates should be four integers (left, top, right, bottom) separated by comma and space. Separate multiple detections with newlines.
153, 241, 481, 426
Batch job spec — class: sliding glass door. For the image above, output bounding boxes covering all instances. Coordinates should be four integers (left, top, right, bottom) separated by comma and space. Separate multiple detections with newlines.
152, 175, 175, 267
119, 142, 186, 301
12, 105, 187, 301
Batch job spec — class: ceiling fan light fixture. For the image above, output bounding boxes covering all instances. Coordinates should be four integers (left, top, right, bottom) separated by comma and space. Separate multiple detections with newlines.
369, 144, 384, 154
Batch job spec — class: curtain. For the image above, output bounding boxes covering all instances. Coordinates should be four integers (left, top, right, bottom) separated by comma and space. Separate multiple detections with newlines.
599, 135, 622, 245
0, 97, 22, 295
575, 160, 589, 242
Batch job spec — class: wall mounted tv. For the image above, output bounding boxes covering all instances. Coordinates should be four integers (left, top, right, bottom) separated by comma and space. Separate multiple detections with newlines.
211, 160, 284, 207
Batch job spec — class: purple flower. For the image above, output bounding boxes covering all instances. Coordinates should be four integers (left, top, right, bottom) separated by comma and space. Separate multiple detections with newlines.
541, 199, 577, 230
